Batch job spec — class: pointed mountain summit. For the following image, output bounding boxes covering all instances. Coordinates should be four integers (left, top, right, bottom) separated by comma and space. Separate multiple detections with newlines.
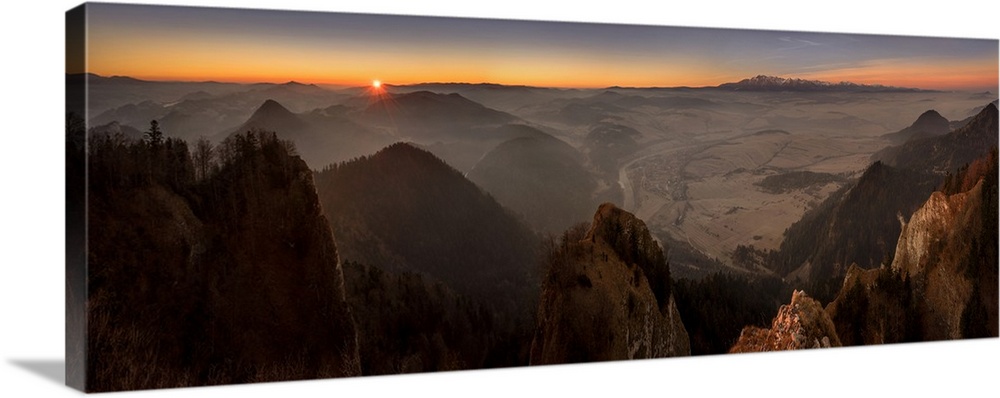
227, 99, 398, 170
253, 99, 297, 119
913, 109, 949, 127
910, 109, 949, 131
232, 99, 307, 136
882, 109, 951, 144
874, 103, 998, 174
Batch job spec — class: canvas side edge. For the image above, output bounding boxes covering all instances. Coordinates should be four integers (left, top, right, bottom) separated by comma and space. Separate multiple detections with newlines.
65, 3, 88, 392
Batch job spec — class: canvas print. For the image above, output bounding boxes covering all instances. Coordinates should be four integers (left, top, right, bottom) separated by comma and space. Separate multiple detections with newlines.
65, 2, 999, 392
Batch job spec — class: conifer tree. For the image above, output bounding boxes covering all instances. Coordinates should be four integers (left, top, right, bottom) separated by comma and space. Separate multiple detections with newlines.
144, 120, 164, 146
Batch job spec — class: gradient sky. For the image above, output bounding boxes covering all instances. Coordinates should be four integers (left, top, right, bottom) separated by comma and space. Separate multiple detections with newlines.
77, 3, 999, 91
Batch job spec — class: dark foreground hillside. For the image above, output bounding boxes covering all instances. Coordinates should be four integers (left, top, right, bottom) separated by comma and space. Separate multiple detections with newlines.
86, 130, 359, 391
313, 143, 540, 309
314, 143, 543, 370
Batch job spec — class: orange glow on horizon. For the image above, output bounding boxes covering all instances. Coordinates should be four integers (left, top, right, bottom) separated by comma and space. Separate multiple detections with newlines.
88, 63, 742, 89
86, 35, 997, 91
793, 58, 999, 91
87, 67, 998, 91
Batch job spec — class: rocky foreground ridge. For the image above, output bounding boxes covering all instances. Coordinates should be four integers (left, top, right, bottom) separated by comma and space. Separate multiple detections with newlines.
530, 203, 690, 364
826, 152, 998, 345
739, 149, 998, 351
730, 290, 841, 353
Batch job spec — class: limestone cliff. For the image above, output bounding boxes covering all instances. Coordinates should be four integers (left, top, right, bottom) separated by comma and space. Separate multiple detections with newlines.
826, 149, 998, 344
892, 174, 996, 339
530, 203, 690, 364
891, 185, 977, 339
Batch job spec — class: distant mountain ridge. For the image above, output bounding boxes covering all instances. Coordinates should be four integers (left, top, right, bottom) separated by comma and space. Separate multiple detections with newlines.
227, 99, 394, 169
874, 103, 998, 174
67, 73, 250, 116
362, 91, 518, 129
718, 75, 926, 92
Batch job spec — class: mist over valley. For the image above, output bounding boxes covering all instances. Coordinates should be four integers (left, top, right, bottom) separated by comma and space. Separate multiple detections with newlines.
72, 71, 998, 388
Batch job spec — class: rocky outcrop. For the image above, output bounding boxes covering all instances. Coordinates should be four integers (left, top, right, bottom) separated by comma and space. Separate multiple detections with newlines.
826, 150, 998, 344
893, 182, 981, 276
530, 203, 689, 364
729, 290, 841, 353
891, 178, 991, 340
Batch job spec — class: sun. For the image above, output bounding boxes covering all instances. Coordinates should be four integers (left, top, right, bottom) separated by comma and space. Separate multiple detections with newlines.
365, 78, 392, 106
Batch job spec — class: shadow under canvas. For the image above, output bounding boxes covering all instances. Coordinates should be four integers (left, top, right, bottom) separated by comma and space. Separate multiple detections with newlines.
9, 359, 65, 386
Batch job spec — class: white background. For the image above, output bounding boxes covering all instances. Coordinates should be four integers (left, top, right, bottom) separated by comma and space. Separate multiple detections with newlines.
1, 1, 998, 397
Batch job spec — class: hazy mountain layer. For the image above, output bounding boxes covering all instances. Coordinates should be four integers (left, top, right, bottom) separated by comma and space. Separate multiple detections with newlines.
313, 143, 539, 308
468, 132, 599, 234
68, 73, 248, 116
76, 74, 999, 380
85, 76, 351, 143
360, 91, 518, 141
229, 99, 395, 169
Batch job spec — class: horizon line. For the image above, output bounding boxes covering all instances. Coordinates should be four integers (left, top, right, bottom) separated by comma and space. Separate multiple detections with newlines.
69, 72, 994, 92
